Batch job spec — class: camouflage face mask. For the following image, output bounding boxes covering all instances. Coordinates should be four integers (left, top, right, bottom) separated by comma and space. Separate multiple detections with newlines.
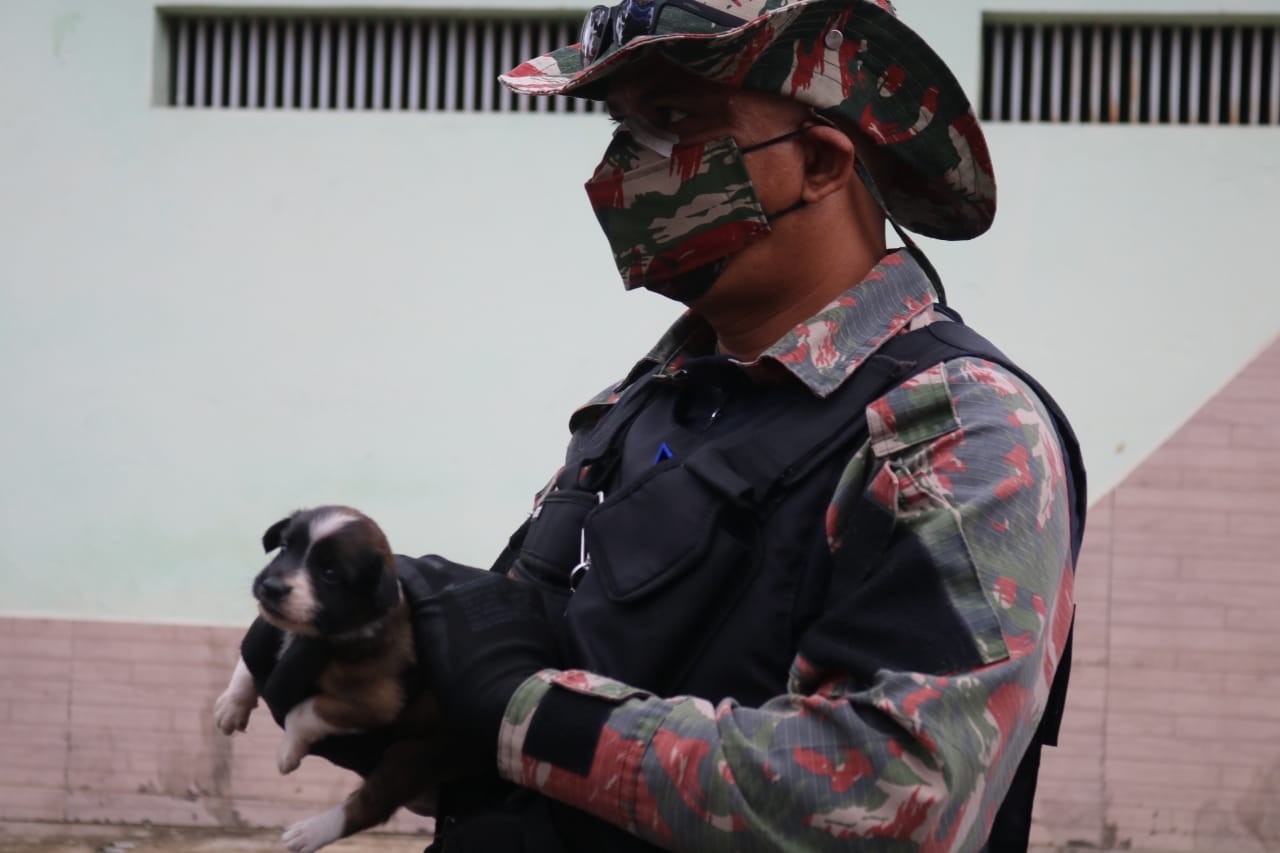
584, 125, 811, 298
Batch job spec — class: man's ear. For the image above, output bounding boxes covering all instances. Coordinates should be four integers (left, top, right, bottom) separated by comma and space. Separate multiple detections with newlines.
800, 125, 857, 204
262, 516, 292, 553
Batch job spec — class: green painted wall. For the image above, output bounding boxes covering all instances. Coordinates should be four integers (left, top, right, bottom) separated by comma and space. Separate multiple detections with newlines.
2, 0, 1278, 624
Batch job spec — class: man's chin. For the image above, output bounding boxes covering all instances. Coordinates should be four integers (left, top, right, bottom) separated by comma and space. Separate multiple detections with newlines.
643, 262, 724, 305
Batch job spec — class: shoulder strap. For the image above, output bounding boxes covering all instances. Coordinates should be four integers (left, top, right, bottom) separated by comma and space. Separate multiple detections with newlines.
561, 373, 662, 491
684, 317, 1085, 523
680, 331, 934, 511
684, 316, 1087, 561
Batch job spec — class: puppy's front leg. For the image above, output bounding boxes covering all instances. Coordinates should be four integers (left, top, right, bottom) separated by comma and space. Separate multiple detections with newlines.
213, 657, 258, 735
277, 697, 351, 774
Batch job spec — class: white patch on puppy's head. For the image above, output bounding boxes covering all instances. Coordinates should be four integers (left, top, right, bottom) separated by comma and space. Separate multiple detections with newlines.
308, 509, 359, 545
268, 508, 356, 634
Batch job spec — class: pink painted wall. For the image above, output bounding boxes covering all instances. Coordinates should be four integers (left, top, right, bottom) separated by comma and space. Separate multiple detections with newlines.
0, 618, 431, 838
1035, 335, 1280, 851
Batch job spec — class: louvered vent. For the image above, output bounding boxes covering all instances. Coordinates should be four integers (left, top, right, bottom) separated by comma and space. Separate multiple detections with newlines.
162, 13, 602, 113
982, 19, 1280, 124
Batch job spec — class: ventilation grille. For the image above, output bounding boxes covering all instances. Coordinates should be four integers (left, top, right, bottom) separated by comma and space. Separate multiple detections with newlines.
163, 13, 603, 113
981, 20, 1280, 124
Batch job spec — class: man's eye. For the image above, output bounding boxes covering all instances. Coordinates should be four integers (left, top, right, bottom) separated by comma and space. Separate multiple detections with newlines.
647, 106, 689, 127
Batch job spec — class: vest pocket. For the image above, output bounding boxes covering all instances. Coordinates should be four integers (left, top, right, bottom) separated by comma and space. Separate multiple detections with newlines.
568, 464, 762, 695
587, 470, 722, 602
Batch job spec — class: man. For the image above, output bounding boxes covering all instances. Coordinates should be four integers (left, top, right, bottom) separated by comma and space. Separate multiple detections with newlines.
267, 1, 1085, 850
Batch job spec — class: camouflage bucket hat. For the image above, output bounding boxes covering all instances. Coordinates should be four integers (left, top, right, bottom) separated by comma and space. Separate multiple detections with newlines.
500, 0, 996, 241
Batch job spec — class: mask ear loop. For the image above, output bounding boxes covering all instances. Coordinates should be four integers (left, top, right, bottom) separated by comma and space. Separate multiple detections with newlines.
738, 123, 815, 155
807, 111, 948, 305
739, 120, 826, 223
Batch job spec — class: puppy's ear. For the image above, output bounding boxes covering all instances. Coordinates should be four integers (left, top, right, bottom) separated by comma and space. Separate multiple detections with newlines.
262, 517, 292, 553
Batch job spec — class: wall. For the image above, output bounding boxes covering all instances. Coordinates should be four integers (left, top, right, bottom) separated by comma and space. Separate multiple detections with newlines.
0, 616, 432, 836
3, 334, 1277, 846
1034, 335, 1280, 852
2, 0, 1279, 624
2, 0, 1280, 848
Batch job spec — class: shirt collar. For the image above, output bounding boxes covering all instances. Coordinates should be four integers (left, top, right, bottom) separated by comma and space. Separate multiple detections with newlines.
636, 249, 939, 398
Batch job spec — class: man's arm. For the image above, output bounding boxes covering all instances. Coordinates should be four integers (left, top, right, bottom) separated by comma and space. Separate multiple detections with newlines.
494, 357, 1076, 851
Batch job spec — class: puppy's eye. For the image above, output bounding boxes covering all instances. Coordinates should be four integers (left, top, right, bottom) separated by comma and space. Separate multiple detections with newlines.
320, 566, 338, 584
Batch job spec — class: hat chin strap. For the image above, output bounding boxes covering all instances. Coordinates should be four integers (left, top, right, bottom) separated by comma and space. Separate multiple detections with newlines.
853, 159, 947, 305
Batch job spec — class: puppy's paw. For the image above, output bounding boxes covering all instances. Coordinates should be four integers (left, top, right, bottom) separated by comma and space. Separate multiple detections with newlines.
277, 736, 307, 775
213, 688, 256, 735
283, 806, 346, 853
214, 658, 258, 735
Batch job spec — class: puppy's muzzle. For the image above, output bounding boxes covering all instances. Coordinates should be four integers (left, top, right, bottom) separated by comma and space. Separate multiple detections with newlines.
256, 576, 291, 605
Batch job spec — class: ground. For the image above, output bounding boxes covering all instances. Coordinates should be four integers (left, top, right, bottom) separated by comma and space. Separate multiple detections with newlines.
0, 823, 430, 853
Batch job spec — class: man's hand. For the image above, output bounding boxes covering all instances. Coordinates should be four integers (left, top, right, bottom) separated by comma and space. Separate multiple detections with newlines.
245, 628, 395, 777
247, 554, 556, 777
400, 556, 561, 767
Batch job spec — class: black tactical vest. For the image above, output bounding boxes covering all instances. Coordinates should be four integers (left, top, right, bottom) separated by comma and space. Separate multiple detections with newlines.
493, 312, 1086, 853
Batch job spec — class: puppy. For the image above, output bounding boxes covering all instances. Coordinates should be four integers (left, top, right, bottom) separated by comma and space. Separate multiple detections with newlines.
214, 506, 446, 853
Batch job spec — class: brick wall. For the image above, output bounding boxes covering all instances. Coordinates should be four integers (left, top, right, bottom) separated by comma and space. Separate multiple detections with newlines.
1034, 335, 1280, 851
0, 617, 431, 839
4, 337, 1278, 850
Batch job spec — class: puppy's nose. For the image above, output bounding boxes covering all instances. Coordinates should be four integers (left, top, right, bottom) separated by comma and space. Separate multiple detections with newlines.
258, 576, 291, 602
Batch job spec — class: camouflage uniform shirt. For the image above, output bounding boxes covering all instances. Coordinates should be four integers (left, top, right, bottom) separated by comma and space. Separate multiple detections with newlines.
497, 250, 1076, 851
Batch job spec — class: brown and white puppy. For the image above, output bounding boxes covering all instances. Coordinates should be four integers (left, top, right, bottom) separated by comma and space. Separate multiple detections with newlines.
213, 506, 445, 853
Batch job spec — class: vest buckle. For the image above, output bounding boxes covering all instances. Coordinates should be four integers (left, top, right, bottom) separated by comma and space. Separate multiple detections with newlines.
569, 492, 605, 592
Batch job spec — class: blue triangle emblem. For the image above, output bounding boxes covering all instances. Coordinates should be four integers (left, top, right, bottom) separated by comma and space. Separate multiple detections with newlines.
652, 442, 674, 465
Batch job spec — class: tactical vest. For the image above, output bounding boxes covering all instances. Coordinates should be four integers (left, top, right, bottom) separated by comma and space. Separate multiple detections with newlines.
493, 311, 1086, 853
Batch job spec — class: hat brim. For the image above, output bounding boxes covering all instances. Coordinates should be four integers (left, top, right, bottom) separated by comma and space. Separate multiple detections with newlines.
498, 12, 779, 98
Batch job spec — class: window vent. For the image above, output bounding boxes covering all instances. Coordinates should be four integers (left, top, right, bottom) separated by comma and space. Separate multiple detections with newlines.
981, 19, 1280, 124
162, 13, 602, 113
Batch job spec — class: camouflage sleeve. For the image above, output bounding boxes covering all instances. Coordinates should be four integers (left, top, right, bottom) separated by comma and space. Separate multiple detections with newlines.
496, 356, 1075, 851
